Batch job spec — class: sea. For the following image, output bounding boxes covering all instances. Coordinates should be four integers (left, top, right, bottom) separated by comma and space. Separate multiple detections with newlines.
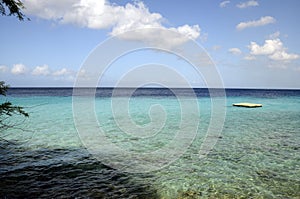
0, 88, 299, 198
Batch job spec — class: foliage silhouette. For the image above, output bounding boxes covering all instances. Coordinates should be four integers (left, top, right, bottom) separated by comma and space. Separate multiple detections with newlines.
0, 0, 29, 20
0, 81, 29, 130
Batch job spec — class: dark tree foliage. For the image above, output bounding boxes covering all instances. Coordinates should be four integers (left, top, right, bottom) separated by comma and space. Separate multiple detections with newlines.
0, 81, 29, 130
0, 0, 29, 21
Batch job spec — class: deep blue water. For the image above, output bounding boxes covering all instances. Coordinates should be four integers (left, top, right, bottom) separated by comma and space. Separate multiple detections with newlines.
6, 87, 300, 97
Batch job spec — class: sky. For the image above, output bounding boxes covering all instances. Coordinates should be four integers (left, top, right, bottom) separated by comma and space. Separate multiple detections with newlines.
0, 0, 299, 88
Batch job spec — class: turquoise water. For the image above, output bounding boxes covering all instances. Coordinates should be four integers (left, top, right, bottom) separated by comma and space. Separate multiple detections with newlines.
0, 88, 299, 198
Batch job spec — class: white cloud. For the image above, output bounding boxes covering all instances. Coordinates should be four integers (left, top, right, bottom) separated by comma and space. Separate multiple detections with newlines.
53, 68, 70, 76
23, 0, 201, 48
236, 16, 276, 30
78, 69, 87, 77
52, 68, 75, 82
228, 48, 242, 55
220, 1, 230, 8
113, 25, 200, 49
249, 39, 282, 55
244, 55, 256, 60
32, 64, 50, 76
269, 51, 299, 61
11, 64, 27, 75
0, 65, 8, 72
108, 2, 163, 33
248, 38, 299, 61
6, 63, 78, 83
23, 0, 162, 30
199, 32, 208, 42
236, 0, 258, 8
268, 31, 280, 39
76, 69, 91, 80
101, 2, 201, 49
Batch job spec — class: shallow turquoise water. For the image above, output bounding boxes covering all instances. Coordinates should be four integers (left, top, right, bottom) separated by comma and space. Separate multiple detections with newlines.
0, 88, 299, 198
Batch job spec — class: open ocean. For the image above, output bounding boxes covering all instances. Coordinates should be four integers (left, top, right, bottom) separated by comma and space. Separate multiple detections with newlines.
0, 88, 299, 198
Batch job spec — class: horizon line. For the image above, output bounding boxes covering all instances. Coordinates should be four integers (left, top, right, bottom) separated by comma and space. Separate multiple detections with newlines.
8, 86, 300, 90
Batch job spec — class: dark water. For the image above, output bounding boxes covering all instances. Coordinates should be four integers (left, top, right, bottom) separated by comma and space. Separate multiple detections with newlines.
0, 142, 158, 198
6, 87, 300, 97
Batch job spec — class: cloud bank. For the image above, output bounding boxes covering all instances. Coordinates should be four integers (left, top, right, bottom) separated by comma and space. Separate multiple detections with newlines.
3, 63, 75, 79
23, 0, 201, 48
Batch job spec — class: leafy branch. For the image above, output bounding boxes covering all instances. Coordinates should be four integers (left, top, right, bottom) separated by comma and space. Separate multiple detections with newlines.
0, 81, 29, 130
0, 0, 29, 21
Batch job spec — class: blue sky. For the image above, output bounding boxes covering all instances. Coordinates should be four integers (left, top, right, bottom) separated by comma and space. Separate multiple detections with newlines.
0, 0, 299, 88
